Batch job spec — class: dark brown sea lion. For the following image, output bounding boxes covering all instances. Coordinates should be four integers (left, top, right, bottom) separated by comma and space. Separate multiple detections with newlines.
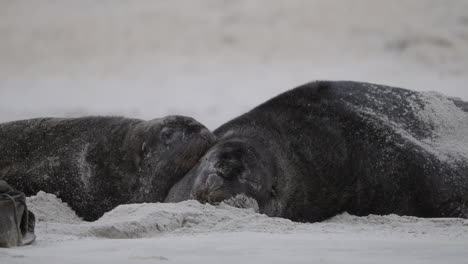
0, 116, 215, 221
166, 81, 468, 222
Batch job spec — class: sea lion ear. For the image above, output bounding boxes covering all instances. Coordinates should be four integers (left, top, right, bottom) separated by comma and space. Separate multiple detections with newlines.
141, 142, 147, 153
133, 142, 146, 172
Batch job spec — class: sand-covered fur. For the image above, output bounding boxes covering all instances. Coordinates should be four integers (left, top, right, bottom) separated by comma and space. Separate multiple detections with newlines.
0, 116, 215, 221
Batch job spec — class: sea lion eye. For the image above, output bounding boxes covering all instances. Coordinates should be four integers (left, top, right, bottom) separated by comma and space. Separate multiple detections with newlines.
215, 158, 244, 180
160, 127, 177, 143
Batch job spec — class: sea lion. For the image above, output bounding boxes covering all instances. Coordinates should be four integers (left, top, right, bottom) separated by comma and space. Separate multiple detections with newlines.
166, 81, 468, 222
0, 116, 215, 221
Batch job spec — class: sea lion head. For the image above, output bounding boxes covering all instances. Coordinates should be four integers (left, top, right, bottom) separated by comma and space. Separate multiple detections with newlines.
125, 115, 216, 202
166, 137, 277, 212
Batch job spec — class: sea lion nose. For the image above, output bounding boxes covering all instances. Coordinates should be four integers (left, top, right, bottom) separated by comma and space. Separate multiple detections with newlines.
192, 173, 225, 204
206, 173, 224, 191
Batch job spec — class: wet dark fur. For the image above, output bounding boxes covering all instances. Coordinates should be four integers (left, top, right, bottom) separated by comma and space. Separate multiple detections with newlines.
0, 116, 215, 221
167, 81, 468, 222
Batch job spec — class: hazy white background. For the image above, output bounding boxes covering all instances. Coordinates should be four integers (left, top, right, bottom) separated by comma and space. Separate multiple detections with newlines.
1, 0, 468, 129
1, 1, 468, 263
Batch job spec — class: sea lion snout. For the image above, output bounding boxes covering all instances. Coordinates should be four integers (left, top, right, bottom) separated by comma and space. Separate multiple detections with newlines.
206, 174, 224, 190
183, 127, 215, 144
187, 140, 267, 206
199, 128, 215, 142
175, 120, 215, 146
191, 172, 230, 204
159, 115, 215, 144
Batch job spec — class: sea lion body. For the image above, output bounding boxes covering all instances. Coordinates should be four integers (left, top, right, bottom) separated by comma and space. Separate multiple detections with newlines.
167, 81, 468, 222
0, 116, 215, 221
